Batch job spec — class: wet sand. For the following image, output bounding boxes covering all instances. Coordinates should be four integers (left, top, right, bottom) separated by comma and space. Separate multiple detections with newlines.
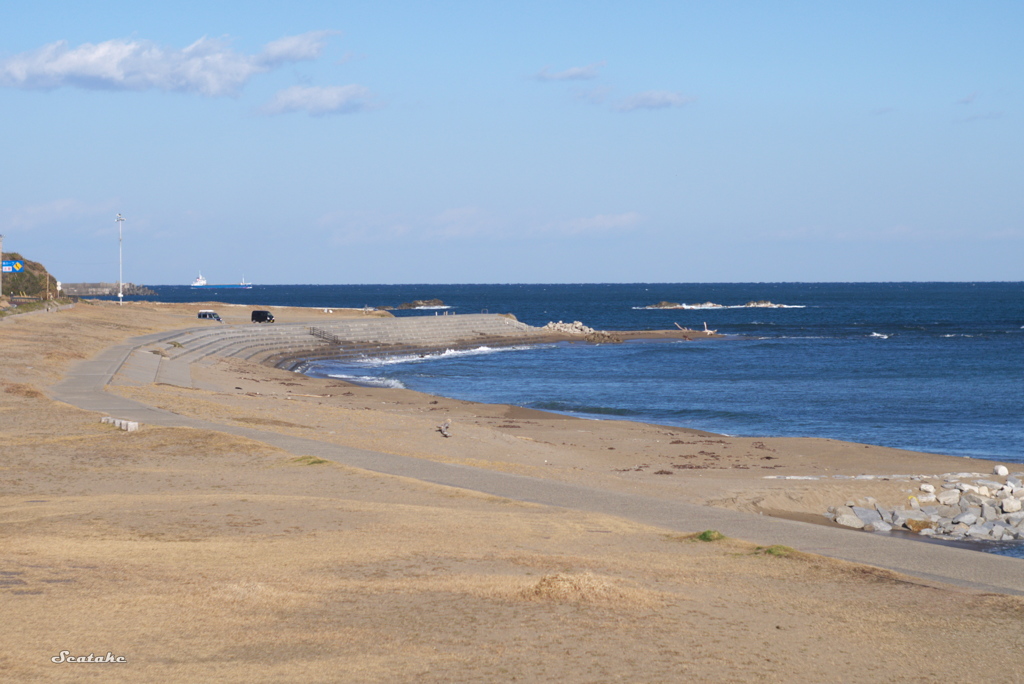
3, 299, 1023, 682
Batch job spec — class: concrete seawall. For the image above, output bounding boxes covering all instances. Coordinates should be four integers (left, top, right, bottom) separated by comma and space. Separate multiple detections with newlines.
106, 313, 556, 389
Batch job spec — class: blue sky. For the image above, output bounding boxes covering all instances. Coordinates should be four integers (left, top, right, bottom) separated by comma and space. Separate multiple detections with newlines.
1, 1, 1020, 284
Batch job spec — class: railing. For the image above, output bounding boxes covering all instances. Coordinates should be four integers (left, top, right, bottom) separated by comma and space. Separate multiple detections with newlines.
308, 326, 342, 344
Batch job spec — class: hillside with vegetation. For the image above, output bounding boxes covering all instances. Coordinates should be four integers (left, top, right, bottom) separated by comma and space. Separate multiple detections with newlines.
1, 253, 59, 299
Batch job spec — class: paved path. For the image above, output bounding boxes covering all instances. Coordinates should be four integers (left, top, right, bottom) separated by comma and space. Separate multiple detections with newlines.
48, 328, 1024, 596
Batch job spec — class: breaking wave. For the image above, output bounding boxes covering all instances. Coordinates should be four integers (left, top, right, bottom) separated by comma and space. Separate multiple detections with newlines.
529, 401, 640, 417
634, 301, 805, 310
351, 344, 539, 367
325, 374, 406, 389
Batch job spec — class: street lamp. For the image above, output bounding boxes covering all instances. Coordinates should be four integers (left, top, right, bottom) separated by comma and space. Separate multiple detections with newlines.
116, 214, 125, 305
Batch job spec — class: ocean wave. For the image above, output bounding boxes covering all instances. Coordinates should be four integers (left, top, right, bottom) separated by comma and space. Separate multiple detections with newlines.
529, 401, 639, 417
352, 344, 538, 367
869, 332, 889, 339
753, 336, 828, 340
634, 301, 805, 310
325, 373, 406, 389
667, 407, 763, 421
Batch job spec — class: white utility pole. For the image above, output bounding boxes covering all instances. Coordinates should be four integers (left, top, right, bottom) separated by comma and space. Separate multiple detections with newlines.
116, 214, 125, 305
0, 233, 4, 299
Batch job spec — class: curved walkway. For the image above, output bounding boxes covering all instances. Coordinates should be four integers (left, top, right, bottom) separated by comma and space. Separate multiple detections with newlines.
49, 325, 1024, 596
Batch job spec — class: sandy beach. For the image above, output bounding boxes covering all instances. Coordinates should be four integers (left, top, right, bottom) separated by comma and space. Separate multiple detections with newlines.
3, 299, 1024, 682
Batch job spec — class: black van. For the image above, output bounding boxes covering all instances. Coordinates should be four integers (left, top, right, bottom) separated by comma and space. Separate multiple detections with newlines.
251, 310, 275, 323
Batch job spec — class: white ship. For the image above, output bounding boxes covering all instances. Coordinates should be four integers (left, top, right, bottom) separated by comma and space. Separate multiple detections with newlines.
190, 272, 252, 289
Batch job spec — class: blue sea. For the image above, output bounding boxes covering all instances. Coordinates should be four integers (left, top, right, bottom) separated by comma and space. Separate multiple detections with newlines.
131, 282, 1023, 464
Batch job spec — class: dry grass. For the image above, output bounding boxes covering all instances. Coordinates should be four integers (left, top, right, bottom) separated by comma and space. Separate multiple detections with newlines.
3, 382, 45, 399
290, 455, 331, 466
519, 571, 661, 608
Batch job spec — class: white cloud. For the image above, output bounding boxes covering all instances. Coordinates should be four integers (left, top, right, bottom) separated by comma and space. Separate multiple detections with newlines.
769, 224, 1022, 243
0, 31, 334, 96
539, 212, 643, 236
317, 208, 642, 244
259, 30, 337, 65
615, 90, 695, 112
954, 111, 1002, 124
319, 207, 490, 243
317, 209, 411, 245
429, 207, 489, 238
572, 86, 611, 106
261, 84, 373, 115
1, 198, 116, 232
536, 62, 604, 81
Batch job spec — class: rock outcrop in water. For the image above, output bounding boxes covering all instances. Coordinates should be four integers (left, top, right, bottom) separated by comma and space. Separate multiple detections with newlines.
743, 300, 786, 308
397, 299, 445, 309
645, 300, 787, 309
58, 282, 157, 296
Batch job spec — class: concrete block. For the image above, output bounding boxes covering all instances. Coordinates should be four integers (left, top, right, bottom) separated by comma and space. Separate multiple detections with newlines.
101, 416, 141, 432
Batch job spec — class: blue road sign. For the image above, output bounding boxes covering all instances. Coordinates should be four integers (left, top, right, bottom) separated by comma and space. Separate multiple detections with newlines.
2, 260, 25, 273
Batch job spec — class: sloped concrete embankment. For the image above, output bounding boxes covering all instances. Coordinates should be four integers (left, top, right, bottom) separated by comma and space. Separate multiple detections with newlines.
115, 314, 551, 387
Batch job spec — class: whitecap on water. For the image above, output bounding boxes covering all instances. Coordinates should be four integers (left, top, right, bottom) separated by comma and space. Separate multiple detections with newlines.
633, 303, 806, 310
369, 344, 537, 366
326, 374, 406, 389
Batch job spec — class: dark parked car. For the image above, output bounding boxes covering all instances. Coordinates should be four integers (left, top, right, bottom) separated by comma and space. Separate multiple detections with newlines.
251, 310, 275, 323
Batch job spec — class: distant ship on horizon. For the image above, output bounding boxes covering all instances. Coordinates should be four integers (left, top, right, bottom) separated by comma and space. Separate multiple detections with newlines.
190, 272, 252, 289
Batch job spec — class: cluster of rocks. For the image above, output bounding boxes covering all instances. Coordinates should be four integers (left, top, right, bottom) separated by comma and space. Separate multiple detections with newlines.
541, 320, 595, 335
742, 300, 786, 308
396, 299, 445, 310
645, 300, 785, 309
538, 321, 621, 343
61, 282, 157, 296
646, 301, 719, 309
828, 466, 1024, 542
583, 331, 622, 344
